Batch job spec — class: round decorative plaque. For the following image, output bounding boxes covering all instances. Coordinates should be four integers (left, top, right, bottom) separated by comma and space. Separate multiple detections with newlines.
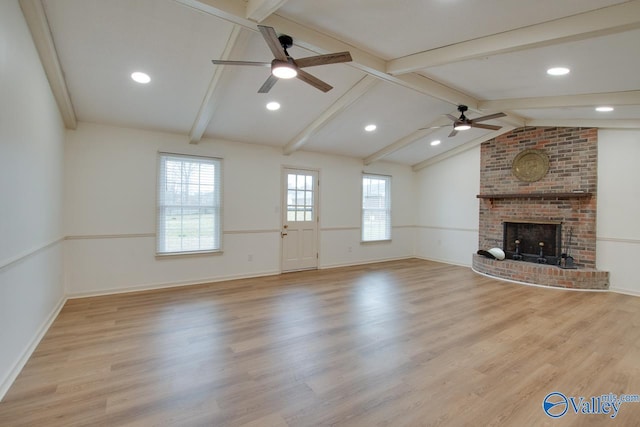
512, 149, 549, 182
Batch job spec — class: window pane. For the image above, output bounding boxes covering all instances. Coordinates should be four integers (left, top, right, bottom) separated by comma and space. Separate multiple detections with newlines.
296, 211, 305, 221
288, 174, 296, 189
157, 154, 222, 254
295, 174, 304, 190
362, 174, 391, 241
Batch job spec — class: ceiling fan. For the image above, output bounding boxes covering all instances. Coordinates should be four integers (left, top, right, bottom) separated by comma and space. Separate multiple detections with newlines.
212, 25, 352, 94
446, 105, 506, 137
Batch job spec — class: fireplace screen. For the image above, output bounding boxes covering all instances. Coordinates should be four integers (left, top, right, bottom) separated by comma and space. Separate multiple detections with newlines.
503, 221, 561, 264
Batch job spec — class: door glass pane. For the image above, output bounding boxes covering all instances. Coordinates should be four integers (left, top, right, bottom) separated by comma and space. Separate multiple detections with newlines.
286, 172, 315, 222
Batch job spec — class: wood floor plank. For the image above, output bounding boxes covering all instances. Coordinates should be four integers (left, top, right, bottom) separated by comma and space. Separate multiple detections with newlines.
1, 259, 639, 426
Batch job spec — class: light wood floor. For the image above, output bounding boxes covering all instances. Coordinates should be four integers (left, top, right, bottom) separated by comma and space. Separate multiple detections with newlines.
1, 259, 639, 426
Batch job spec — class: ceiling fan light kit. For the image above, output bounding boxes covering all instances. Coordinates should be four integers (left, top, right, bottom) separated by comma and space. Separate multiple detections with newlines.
211, 25, 352, 93
454, 123, 471, 131
271, 60, 297, 79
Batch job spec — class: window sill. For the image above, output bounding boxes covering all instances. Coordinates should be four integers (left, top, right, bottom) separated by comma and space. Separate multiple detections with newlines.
155, 250, 223, 259
361, 239, 392, 244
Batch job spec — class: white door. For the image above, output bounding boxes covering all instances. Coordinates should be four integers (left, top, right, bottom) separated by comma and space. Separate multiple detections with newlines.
282, 168, 319, 272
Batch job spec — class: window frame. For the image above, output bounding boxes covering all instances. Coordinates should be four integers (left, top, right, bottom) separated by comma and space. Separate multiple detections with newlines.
156, 152, 223, 256
361, 173, 392, 243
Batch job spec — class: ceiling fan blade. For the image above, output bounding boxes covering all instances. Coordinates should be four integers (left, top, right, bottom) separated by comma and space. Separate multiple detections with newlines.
211, 60, 271, 67
418, 124, 448, 131
296, 69, 333, 92
257, 25, 287, 61
445, 114, 458, 122
448, 128, 458, 138
294, 52, 353, 68
258, 74, 279, 93
471, 123, 502, 131
472, 112, 506, 123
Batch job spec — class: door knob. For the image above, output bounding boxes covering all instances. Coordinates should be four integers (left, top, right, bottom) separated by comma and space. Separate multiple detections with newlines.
281, 231, 288, 238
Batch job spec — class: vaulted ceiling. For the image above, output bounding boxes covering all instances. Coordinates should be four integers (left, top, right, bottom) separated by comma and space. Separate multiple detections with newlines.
22, 0, 640, 170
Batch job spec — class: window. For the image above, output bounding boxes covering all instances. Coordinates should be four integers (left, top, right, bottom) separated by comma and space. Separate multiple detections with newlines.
157, 153, 222, 255
362, 174, 391, 242
286, 172, 315, 222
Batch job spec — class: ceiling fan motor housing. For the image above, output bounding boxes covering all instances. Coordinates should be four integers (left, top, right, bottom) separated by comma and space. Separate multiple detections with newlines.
458, 104, 469, 120
278, 35, 293, 50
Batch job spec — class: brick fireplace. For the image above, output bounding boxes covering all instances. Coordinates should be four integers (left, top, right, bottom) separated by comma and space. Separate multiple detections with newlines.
472, 127, 609, 289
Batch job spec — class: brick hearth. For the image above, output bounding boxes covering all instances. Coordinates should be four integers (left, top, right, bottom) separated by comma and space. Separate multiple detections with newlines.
476, 127, 609, 289
472, 254, 609, 290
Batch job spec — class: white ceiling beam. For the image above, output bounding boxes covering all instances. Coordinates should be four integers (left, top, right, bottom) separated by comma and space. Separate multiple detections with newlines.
173, 0, 480, 107
283, 75, 378, 155
188, 25, 249, 143
412, 127, 516, 172
480, 91, 640, 111
246, 0, 289, 23
363, 116, 452, 166
19, 0, 77, 129
387, 1, 640, 74
525, 119, 640, 129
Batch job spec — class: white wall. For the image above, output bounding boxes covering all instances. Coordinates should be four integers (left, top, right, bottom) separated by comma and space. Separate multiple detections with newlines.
597, 129, 640, 295
64, 122, 416, 295
414, 147, 480, 266
0, 0, 66, 398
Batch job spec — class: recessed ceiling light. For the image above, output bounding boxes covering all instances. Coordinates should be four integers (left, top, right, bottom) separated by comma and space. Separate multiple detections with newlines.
595, 106, 614, 112
266, 101, 280, 111
546, 67, 570, 76
430, 140, 441, 146
131, 71, 151, 84
364, 124, 377, 132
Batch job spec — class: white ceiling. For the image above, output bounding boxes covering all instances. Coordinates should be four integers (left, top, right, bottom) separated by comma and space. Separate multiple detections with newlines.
31, 0, 640, 168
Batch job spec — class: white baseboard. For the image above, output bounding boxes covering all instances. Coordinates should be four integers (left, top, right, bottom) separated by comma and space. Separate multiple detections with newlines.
66, 270, 282, 299
414, 255, 471, 268
610, 287, 640, 297
0, 295, 67, 402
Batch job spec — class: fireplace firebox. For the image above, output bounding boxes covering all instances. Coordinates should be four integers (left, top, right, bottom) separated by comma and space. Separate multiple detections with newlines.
503, 221, 561, 265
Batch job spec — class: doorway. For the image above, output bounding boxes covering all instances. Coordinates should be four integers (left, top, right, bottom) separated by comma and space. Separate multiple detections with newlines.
281, 168, 319, 272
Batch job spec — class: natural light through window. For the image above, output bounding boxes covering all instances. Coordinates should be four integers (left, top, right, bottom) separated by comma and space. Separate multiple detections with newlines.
157, 153, 222, 255
287, 173, 314, 222
362, 174, 391, 242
